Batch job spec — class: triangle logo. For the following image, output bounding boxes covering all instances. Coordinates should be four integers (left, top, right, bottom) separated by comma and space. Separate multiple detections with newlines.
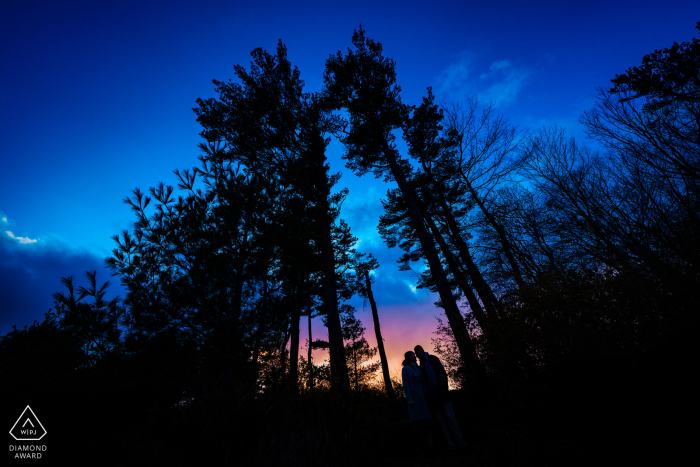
9, 406, 47, 441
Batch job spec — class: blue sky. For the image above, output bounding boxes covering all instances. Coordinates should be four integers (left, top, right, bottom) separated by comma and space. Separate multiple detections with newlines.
2, 0, 699, 367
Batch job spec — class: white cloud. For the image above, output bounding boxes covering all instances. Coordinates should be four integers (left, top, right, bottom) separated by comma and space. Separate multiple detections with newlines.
5, 231, 38, 244
405, 281, 418, 295
1, 212, 38, 244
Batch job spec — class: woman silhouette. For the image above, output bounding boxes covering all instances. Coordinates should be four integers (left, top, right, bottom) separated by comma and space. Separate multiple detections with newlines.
401, 350, 433, 447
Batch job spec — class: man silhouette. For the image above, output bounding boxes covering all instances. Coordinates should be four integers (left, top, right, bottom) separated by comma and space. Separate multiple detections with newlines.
414, 345, 467, 451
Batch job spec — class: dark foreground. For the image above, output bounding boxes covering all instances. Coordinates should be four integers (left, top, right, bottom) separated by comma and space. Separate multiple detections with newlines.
2, 350, 694, 467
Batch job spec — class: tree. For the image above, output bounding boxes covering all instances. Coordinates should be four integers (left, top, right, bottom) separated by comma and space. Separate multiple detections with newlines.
107, 151, 297, 407
577, 22, 700, 279
403, 93, 506, 320
194, 41, 354, 389
353, 253, 395, 397
50, 271, 124, 366
341, 312, 380, 390
610, 22, 700, 111
440, 98, 528, 294
323, 27, 484, 377
305, 306, 316, 390
587, 22, 700, 184
512, 22, 700, 375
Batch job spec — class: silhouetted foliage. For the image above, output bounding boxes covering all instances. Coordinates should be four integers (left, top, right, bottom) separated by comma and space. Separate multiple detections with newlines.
324, 27, 484, 378
611, 22, 700, 111
2, 24, 697, 467
341, 311, 380, 389
194, 41, 355, 389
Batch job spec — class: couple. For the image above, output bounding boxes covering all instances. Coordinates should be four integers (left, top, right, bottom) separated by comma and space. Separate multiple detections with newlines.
401, 345, 467, 452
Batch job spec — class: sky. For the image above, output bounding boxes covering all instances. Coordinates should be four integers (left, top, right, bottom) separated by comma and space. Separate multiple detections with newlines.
2, 0, 699, 374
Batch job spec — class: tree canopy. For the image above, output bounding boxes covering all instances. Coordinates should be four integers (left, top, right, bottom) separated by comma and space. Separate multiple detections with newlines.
2, 23, 698, 467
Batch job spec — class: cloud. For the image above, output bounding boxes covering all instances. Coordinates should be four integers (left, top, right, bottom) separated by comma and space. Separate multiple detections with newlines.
338, 183, 440, 312
434, 51, 475, 98
1, 211, 38, 245
478, 60, 532, 107
5, 231, 38, 244
405, 281, 418, 295
0, 213, 122, 335
434, 52, 534, 107
341, 186, 385, 249
480, 59, 512, 76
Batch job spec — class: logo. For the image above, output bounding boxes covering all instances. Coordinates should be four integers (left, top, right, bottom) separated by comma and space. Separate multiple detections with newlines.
9, 406, 47, 441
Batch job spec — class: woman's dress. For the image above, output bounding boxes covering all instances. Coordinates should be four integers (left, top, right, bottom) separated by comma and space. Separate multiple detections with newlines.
401, 363, 432, 422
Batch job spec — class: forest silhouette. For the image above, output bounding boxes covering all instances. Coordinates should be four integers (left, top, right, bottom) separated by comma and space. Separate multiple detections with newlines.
1, 24, 698, 466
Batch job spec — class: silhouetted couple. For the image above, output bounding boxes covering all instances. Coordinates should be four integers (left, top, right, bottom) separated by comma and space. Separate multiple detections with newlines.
401, 345, 467, 453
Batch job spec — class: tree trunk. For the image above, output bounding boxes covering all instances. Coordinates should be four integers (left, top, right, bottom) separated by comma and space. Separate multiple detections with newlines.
364, 270, 395, 398
425, 204, 534, 383
432, 187, 503, 317
308, 125, 351, 390
249, 325, 262, 389
417, 161, 504, 316
248, 273, 268, 389
230, 210, 252, 337
279, 318, 291, 386
222, 210, 252, 399
321, 224, 351, 389
383, 142, 484, 377
353, 344, 358, 389
462, 176, 525, 290
422, 214, 491, 330
307, 311, 314, 389
289, 298, 300, 394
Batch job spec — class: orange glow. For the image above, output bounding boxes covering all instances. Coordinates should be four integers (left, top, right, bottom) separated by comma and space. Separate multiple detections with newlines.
299, 298, 446, 378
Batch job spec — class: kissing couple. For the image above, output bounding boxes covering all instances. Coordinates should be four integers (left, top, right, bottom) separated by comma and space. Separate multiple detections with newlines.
401, 345, 467, 453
